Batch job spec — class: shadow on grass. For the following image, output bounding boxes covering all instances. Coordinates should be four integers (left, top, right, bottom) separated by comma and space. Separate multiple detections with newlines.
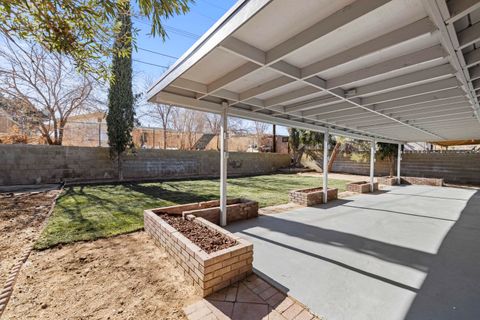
124, 183, 218, 204
37, 183, 222, 249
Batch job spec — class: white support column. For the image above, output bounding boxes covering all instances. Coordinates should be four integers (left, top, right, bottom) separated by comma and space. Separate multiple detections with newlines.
323, 130, 329, 203
220, 102, 229, 227
397, 143, 402, 184
370, 140, 376, 192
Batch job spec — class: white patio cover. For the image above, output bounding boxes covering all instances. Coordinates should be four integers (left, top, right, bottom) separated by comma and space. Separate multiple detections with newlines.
148, 0, 480, 143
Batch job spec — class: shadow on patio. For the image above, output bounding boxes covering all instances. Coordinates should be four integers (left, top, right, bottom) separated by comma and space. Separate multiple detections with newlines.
404, 190, 480, 319
227, 190, 480, 319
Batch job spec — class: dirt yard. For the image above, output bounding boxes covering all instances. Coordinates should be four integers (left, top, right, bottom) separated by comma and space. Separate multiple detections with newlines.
0, 190, 59, 286
3, 232, 200, 319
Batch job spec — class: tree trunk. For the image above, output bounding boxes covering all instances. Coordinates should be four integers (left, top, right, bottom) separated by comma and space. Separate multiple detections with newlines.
327, 142, 341, 172
57, 126, 64, 145
292, 147, 305, 167
390, 156, 395, 177
163, 130, 167, 149
117, 152, 123, 181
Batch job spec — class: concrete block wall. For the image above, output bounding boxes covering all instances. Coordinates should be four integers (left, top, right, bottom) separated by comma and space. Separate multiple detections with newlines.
401, 152, 480, 185
302, 151, 480, 185
0, 144, 291, 185
330, 154, 392, 176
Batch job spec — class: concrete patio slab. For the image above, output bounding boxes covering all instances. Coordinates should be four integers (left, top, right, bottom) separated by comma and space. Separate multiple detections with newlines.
226, 185, 480, 320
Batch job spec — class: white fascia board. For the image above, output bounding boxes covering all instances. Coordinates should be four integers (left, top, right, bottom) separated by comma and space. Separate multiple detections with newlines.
147, 0, 271, 101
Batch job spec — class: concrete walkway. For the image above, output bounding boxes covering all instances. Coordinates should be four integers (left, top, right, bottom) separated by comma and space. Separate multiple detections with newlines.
227, 185, 480, 320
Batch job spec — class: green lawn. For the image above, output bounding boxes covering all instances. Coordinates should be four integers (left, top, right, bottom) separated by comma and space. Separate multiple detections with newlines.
35, 174, 348, 249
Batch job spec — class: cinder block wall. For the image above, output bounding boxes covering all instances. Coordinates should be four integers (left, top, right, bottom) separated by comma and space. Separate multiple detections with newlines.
302, 151, 480, 185
330, 154, 392, 176
401, 152, 480, 185
0, 144, 291, 185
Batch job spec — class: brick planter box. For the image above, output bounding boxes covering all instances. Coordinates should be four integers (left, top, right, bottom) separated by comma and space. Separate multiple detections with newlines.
346, 181, 378, 193
377, 176, 443, 186
377, 176, 399, 185
144, 210, 253, 297
401, 176, 443, 186
150, 198, 258, 225
288, 187, 338, 206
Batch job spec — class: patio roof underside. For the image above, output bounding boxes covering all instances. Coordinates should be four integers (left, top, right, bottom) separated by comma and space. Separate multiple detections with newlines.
148, 0, 480, 143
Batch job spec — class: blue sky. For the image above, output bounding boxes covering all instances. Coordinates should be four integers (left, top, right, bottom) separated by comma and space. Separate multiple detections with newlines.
132, 0, 237, 79
132, 0, 288, 135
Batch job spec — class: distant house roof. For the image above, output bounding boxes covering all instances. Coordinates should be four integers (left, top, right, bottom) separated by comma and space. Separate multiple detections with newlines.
69, 112, 106, 123
432, 139, 480, 147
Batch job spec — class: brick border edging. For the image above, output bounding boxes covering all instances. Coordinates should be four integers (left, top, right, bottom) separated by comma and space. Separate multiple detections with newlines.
0, 189, 61, 317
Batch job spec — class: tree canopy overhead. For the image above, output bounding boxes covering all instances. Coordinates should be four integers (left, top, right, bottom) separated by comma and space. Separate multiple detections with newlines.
0, 0, 193, 79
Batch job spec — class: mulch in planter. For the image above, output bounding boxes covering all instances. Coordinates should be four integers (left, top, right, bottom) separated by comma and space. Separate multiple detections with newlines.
160, 214, 237, 254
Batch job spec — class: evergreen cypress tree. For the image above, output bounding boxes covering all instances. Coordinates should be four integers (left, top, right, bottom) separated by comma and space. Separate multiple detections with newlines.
106, 1, 134, 180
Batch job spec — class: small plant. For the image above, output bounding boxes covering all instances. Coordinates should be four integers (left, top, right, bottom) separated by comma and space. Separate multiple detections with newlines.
377, 142, 399, 177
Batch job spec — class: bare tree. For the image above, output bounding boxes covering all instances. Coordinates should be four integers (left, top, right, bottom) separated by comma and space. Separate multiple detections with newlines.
0, 37, 95, 145
171, 108, 205, 149
150, 104, 175, 149
253, 121, 270, 151
205, 113, 221, 135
